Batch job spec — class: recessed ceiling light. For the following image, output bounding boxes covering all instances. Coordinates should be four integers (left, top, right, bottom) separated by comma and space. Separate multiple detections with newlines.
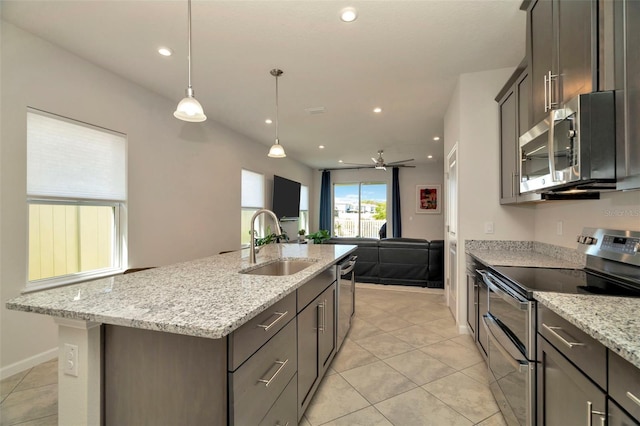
373, 107, 382, 113
158, 47, 173, 57
265, 119, 273, 124
340, 7, 358, 22
433, 136, 440, 141
338, 160, 344, 163
428, 155, 433, 159
319, 145, 325, 149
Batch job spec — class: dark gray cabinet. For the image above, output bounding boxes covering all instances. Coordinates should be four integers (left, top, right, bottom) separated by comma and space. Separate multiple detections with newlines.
527, 0, 596, 126
616, 0, 640, 190
537, 336, 606, 426
466, 272, 477, 339
297, 281, 336, 419
497, 63, 540, 205
608, 399, 640, 426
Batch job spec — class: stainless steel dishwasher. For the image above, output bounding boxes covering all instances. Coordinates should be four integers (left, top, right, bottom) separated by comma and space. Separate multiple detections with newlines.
336, 255, 357, 351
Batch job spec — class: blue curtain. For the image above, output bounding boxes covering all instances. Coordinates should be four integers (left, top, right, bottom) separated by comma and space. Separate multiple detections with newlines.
392, 167, 402, 237
319, 170, 332, 231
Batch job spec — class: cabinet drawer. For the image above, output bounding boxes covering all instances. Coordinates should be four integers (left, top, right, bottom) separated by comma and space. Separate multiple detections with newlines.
609, 350, 640, 421
297, 267, 335, 312
228, 291, 296, 370
259, 374, 297, 426
229, 319, 297, 425
538, 305, 606, 389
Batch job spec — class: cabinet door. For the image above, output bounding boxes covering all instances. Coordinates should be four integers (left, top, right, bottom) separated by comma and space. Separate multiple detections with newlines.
318, 283, 336, 374
619, 0, 640, 190
499, 90, 517, 204
556, 0, 594, 103
537, 336, 606, 426
517, 72, 530, 137
297, 299, 319, 413
529, 0, 554, 125
608, 399, 640, 426
477, 280, 488, 356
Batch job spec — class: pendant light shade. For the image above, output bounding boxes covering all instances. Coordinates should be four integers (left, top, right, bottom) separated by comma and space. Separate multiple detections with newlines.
267, 69, 286, 158
174, 0, 206, 122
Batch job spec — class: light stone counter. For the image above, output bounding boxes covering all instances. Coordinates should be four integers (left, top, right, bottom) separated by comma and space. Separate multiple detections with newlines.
534, 292, 640, 370
6, 243, 356, 339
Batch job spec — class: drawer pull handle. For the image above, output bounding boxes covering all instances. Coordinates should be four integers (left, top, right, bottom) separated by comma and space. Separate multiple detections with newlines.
542, 323, 585, 349
586, 401, 606, 426
257, 311, 288, 332
627, 391, 640, 407
258, 359, 288, 387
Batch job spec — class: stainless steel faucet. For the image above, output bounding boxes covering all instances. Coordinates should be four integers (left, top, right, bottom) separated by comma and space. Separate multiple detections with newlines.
249, 209, 283, 263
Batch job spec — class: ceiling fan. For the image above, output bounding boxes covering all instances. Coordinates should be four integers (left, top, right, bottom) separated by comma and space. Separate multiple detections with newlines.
341, 150, 415, 171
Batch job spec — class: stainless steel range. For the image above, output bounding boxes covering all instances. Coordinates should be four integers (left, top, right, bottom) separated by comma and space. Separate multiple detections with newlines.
478, 228, 640, 426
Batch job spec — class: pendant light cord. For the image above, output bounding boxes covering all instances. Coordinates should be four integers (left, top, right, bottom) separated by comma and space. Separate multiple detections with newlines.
275, 73, 279, 142
187, 0, 192, 90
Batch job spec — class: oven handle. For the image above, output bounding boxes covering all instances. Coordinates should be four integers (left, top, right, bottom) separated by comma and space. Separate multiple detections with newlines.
477, 270, 529, 311
482, 314, 530, 374
339, 256, 357, 275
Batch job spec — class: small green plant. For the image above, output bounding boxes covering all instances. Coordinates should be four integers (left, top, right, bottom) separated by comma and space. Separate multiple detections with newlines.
307, 229, 331, 244
298, 229, 306, 236
251, 226, 288, 246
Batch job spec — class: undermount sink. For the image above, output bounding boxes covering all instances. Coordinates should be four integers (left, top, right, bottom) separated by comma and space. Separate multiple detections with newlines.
240, 259, 316, 276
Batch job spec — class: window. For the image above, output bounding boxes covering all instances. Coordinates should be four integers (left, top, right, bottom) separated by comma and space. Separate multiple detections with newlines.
27, 109, 126, 290
333, 182, 386, 238
299, 185, 309, 233
241, 169, 265, 246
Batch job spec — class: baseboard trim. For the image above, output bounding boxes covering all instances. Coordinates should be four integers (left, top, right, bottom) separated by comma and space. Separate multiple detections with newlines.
459, 325, 470, 335
1, 347, 58, 380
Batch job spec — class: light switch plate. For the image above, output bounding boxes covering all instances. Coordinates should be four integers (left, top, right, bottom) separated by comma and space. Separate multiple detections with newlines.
484, 222, 494, 234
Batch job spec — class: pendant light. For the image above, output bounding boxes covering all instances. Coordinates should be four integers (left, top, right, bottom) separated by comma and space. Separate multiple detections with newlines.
174, 0, 206, 122
268, 69, 286, 158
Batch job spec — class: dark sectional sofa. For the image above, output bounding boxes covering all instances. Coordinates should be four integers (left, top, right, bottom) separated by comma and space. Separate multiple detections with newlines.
327, 237, 444, 288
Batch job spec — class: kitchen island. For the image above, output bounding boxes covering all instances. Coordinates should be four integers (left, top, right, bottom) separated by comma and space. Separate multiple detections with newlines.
6, 243, 356, 425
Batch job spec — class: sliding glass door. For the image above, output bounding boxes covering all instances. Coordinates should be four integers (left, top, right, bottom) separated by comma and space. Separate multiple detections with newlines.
333, 182, 386, 238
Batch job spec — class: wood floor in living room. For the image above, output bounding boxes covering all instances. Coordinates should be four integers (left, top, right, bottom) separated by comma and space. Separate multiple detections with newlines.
0, 284, 506, 426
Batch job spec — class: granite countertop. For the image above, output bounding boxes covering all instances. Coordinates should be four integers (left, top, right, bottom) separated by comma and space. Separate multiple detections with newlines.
6, 243, 356, 339
535, 292, 640, 370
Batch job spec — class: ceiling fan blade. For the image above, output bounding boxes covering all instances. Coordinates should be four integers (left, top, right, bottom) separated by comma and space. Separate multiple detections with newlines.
342, 162, 374, 167
386, 158, 415, 165
396, 164, 416, 168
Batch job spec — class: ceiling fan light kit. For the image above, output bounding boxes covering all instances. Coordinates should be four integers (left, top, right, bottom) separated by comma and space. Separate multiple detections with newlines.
267, 68, 286, 158
174, 0, 206, 122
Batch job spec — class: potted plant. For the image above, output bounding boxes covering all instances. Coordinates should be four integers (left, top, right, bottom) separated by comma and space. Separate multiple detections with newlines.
306, 229, 330, 244
298, 229, 306, 243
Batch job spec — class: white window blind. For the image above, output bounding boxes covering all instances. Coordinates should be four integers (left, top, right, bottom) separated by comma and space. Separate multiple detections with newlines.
300, 185, 309, 210
27, 110, 126, 201
241, 169, 264, 208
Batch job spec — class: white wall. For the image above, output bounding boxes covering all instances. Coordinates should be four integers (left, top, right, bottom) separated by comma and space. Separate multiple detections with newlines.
311, 163, 444, 241
444, 68, 536, 329
533, 191, 640, 246
0, 22, 313, 374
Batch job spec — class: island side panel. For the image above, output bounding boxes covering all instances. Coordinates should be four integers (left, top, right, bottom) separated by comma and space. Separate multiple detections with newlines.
103, 325, 227, 425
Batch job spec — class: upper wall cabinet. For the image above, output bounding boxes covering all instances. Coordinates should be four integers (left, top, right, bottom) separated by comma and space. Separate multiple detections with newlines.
527, 0, 597, 126
616, 0, 640, 190
496, 61, 541, 205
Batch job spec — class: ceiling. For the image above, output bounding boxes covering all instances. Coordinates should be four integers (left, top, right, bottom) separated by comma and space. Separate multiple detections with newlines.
2, 0, 526, 170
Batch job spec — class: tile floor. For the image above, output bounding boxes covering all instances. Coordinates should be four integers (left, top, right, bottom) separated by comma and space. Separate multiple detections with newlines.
0, 283, 506, 426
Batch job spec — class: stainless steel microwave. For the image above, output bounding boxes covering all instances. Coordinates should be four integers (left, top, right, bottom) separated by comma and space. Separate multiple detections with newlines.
519, 91, 616, 194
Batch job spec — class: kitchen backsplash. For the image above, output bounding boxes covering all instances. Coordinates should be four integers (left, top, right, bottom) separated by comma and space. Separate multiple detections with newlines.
465, 240, 586, 266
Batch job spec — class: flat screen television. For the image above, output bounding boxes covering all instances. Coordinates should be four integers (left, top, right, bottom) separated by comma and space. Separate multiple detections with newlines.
272, 175, 301, 221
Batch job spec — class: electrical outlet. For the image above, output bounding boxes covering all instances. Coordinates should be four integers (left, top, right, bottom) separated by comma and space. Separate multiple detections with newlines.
556, 221, 563, 235
64, 343, 78, 377
484, 221, 494, 234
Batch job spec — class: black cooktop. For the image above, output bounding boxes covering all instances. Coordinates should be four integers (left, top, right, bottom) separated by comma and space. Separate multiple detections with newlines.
491, 266, 640, 299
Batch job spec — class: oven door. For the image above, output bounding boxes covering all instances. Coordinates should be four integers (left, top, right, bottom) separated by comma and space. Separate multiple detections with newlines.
478, 270, 534, 359
483, 314, 535, 426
